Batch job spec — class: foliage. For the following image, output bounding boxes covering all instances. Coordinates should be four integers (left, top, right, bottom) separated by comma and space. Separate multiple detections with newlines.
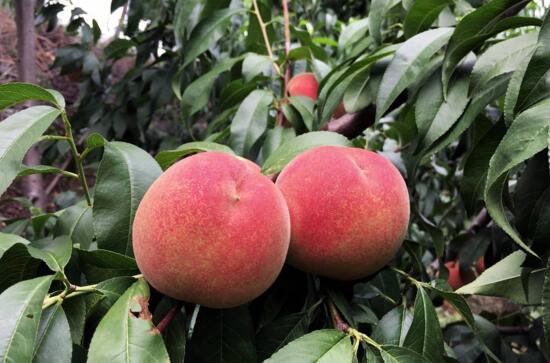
1, 0, 550, 362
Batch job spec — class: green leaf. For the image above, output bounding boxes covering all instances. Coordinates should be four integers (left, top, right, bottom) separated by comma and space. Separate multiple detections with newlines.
93, 141, 162, 255
376, 28, 453, 120
27, 236, 72, 272
503, 46, 534, 125
189, 306, 256, 363
174, 0, 201, 45
257, 313, 311, 362
484, 99, 550, 256
180, 57, 244, 124
153, 298, 186, 363
0, 82, 62, 110
380, 345, 430, 363
513, 10, 550, 115
424, 73, 511, 158
339, 18, 369, 50
260, 126, 296, 164
369, 0, 400, 45
470, 32, 537, 94
103, 38, 136, 59
403, 286, 444, 362
32, 303, 72, 363
53, 204, 93, 250
416, 72, 470, 153
230, 89, 273, 156
183, 8, 245, 69
372, 306, 413, 346
0, 106, 61, 197
543, 257, 550, 350
261, 131, 352, 176
0, 276, 54, 363
441, 0, 535, 94
264, 329, 353, 363
77, 249, 139, 284
0, 232, 29, 258
87, 279, 170, 363
288, 96, 315, 131
242, 53, 273, 81
403, 0, 452, 39
460, 121, 506, 215
17, 165, 71, 178
343, 72, 372, 113
155, 141, 235, 170
424, 283, 475, 328
457, 251, 545, 304
0, 241, 42, 293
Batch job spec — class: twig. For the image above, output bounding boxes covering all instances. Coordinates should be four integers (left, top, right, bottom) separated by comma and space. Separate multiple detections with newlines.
466, 208, 490, 234
327, 299, 349, 332
251, 0, 282, 77
157, 302, 182, 333
276, 0, 292, 127
61, 111, 92, 206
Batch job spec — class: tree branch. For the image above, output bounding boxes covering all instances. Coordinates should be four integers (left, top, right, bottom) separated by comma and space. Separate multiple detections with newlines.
157, 302, 182, 333
251, 0, 282, 77
327, 299, 349, 332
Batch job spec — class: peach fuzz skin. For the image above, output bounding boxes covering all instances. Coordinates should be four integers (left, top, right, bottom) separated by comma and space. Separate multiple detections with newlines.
287, 73, 319, 100
132, 152, 290, 308
276, 146, 410, 280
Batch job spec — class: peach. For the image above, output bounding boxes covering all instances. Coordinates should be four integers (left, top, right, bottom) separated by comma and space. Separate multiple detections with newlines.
275, 146, 410, 280
445, 258, 485, 290
132, 152, 290, 308
287, 73, 319, 100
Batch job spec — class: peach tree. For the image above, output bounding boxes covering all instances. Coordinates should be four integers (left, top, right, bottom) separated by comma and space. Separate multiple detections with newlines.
0, 0, 549, 362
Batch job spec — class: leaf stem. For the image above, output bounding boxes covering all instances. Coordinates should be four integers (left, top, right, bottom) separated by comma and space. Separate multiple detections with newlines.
60, 111, 92, 206
251, 0, 282, 77
39, 135, 69, 142
157, 302, 183, 333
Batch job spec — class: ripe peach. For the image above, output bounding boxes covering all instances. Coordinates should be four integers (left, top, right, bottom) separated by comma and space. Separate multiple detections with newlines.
287, 73, 319, 100
132, 152, 290, 308
275, 146, 410, 280
445, 258, 485, 290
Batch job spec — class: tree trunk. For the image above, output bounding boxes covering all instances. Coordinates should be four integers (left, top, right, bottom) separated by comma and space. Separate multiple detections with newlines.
15, 0, 47, 210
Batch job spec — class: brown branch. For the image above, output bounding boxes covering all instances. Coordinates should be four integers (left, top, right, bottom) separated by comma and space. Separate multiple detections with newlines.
327, 299, 349, 332
466, 208, 490, 235
276, 0, 292, 127
156, 302, 182, 334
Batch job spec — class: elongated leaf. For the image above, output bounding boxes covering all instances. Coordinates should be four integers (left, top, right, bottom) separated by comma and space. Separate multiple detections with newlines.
174, 0, 201, 45
242, 53, 273, 81
183, 8, 245, 68
261, 131, 352, 176
339, 18, 369, 50
288, 96, 315, 131
369, 0, 400, 45
17, 165, 70, 178
260, 126, 296, 163
103, 38, 135, 60
457, 251, 545, 304
403, 286, 444, 362
403, 0, 452, 39
230, 89, 273, 156
0, 276, 53, 363
503, 47, 534, 125
380, 345, 430, 363
0, 241, 42, 293
417, 72, 470, 153
87, 279, 170, 363
343, 72, 372, 113
0, 232, 29, 258
0, 82, 62, 111
77, 249, 139, 284
180, 56, 244, 119
189, 306, 256, 363
26, 236, 72, 272
155, 141, 235, 170
484, 99, 550, 256
513, 10, 550, 115
53, 204, 93, 250
265, 329, 353, 363
424, 73, 510, 158
93, 141, 162, 256
372, 306, 413, 346
441, 0, 534, 94
0, 106, 61, 197
376, 28, 453, 120
460, 121, 506, 214
470, 32, 537, 94
257, 313, 311, 362
32, 303, 72, 363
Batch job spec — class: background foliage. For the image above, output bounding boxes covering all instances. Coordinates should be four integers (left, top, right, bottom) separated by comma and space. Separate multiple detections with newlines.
1, 0, 550, 362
